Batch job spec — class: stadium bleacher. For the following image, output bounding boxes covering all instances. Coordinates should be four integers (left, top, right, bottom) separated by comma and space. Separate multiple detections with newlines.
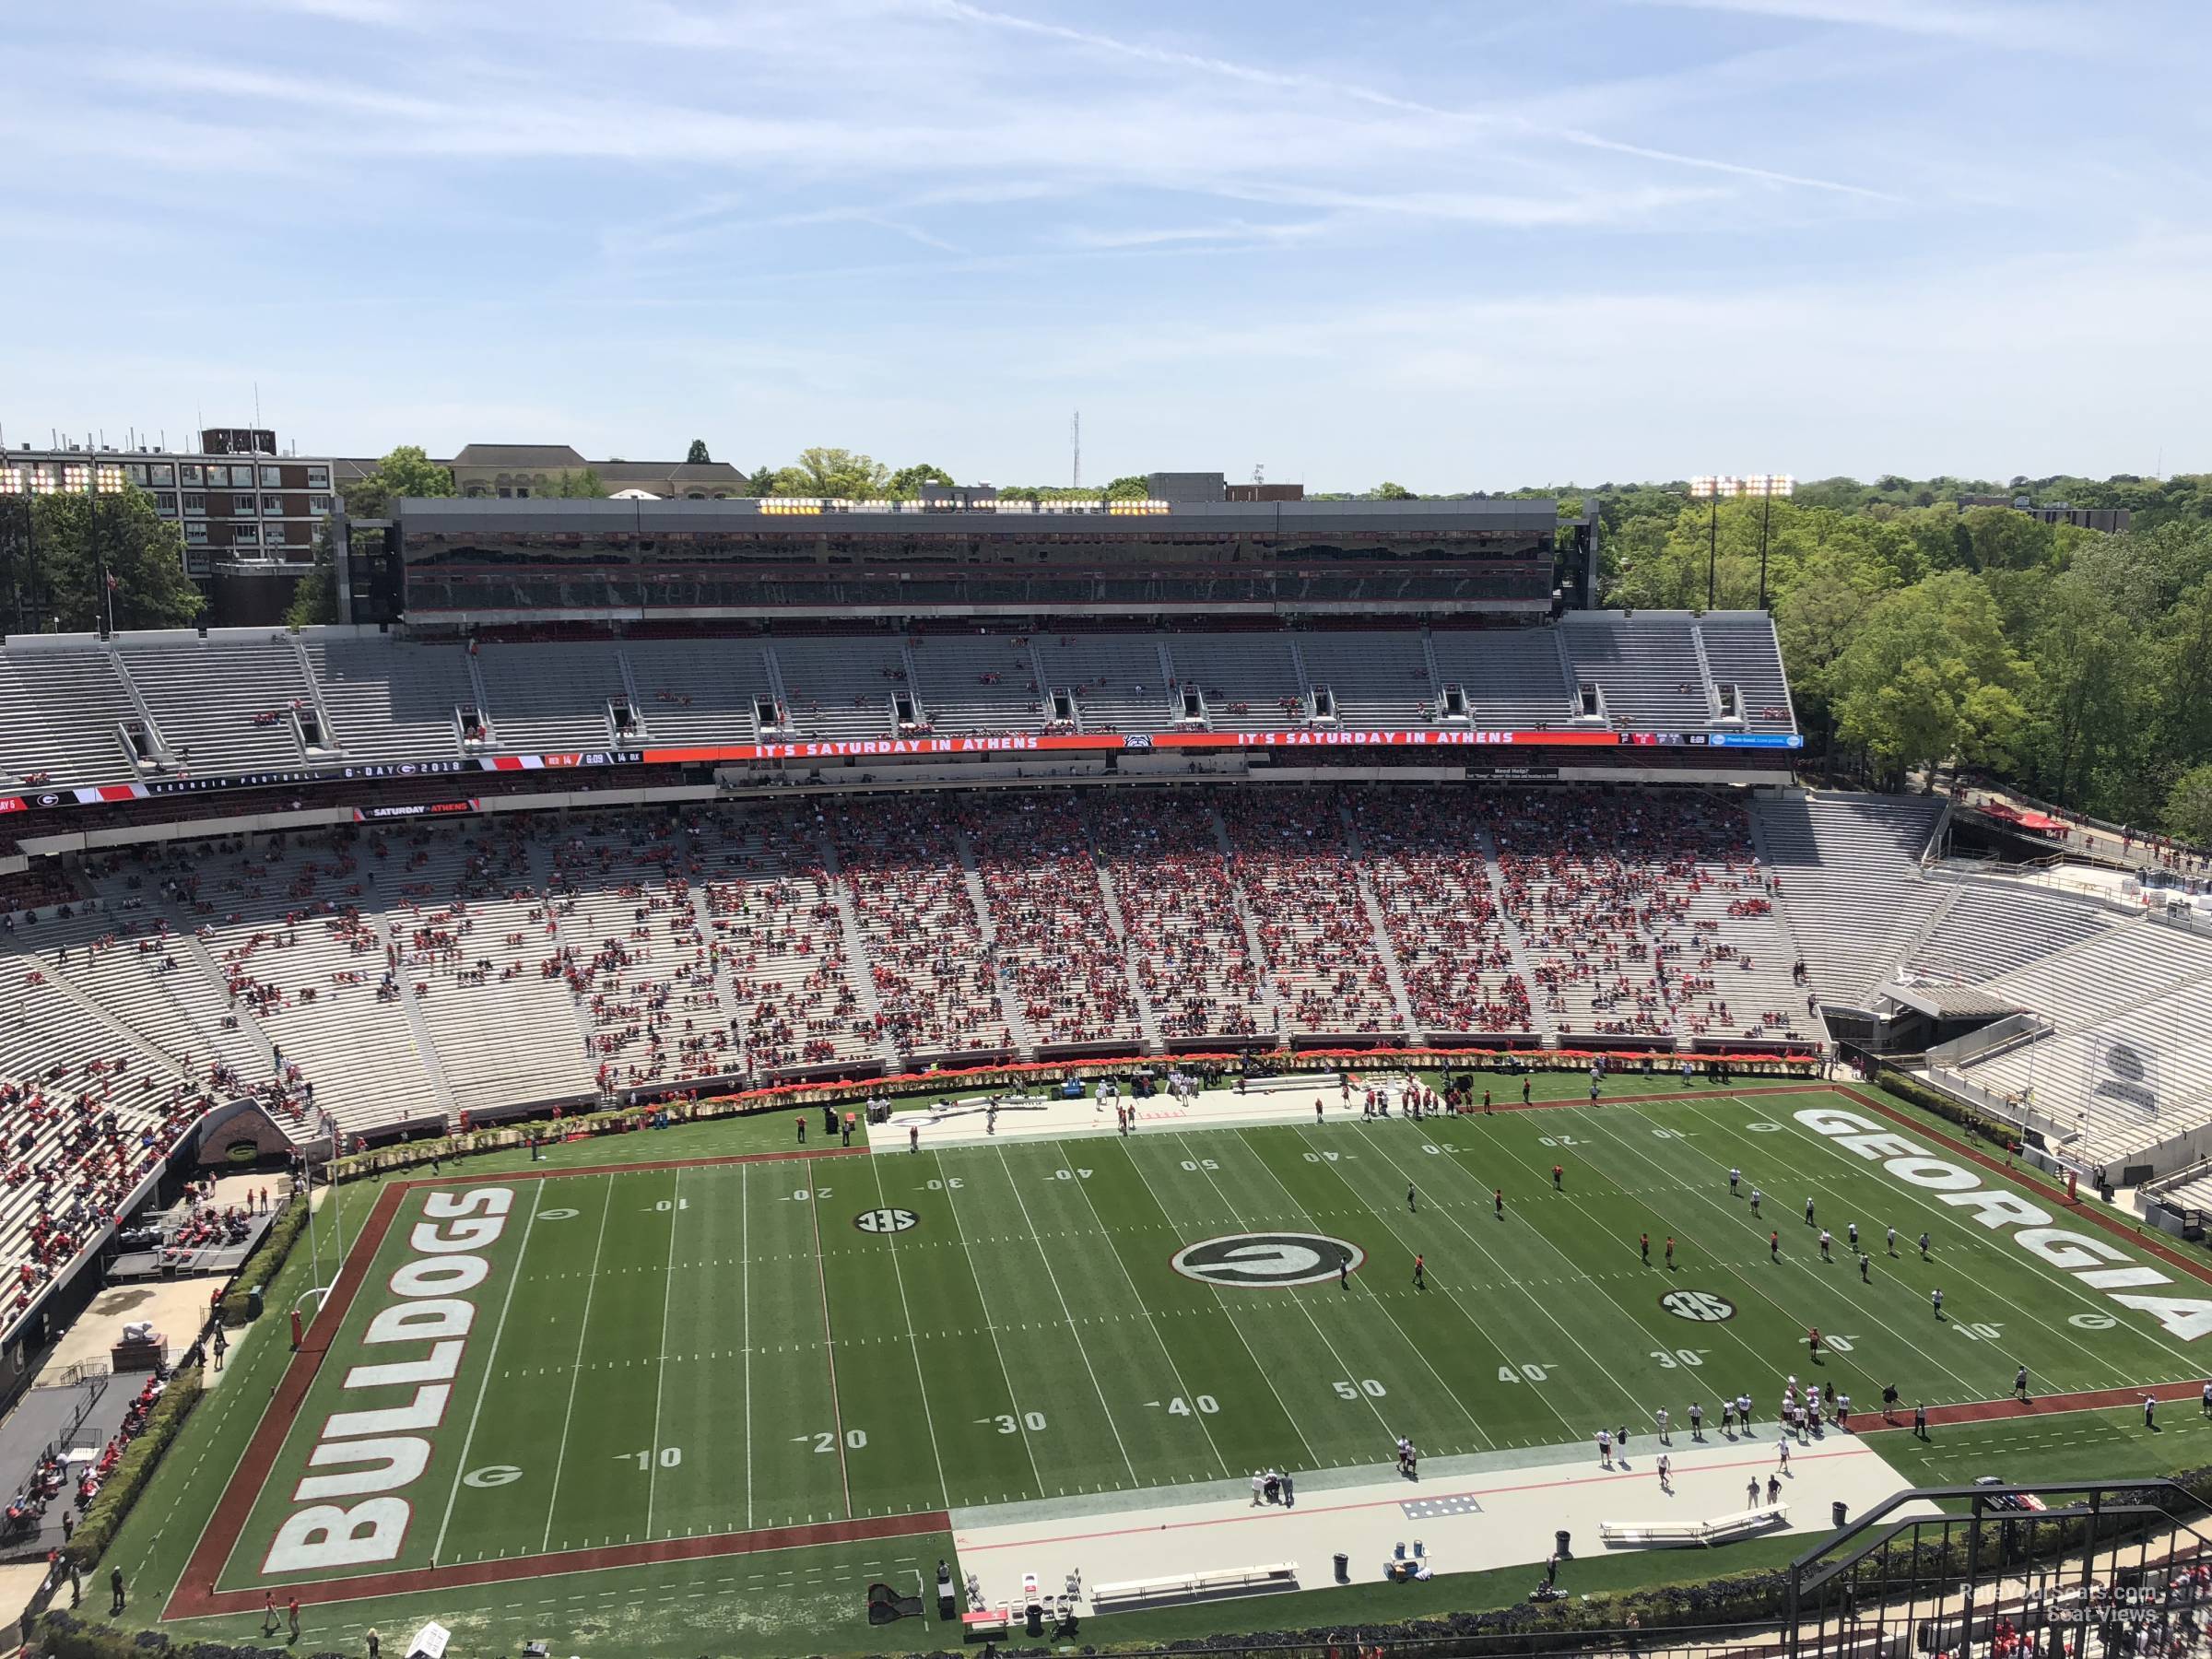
1930, 918, 2212, 1168
1750, 793, 1947, 1008
1904, 878, 2121, 984
13, 612, 2095, 1335
0, 615, 1795, 787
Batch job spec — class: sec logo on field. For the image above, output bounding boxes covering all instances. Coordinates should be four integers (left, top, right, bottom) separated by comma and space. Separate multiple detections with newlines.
855, 1207, 919, 1234
1660, 1289, 1736, 1323
1171, 1232, 1364, 1288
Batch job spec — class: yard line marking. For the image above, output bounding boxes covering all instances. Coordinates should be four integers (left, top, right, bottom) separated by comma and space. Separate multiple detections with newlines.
1052, 1144, 1230, 1479
1676, 1095, 2211, 1383
1165, 1133, 1398, 1445
431, 1177, 544, 1566
992, 1145, 1139, 1488
542, 1173, 617, 1552
805, 1157, 853, 1518
645, 1166, 682, 1539
932, 1152, 1045, 1495
1117, 1140, 1320, 1468
742, 1162, 753, 1532
1285, 1125, 1547, 1447
1230, 1128, 1494, 1447
867, 1152, 950, 1508
1471, 1104, 1985, 1399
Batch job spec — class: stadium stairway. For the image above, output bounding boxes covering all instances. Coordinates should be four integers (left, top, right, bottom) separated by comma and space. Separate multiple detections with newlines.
1687, 624, 1724, 722
44, 924, 259, 1085
29, 925, 194, 1082
810, 826, 906, 1074
179, 927, 280, 1074
952, 829, 1039, 1058
1475, 827, 1558, 1045
1206, 800, 1291, 1039
286, 635, 343, 755
389, 920, 462, 1123
1625, 895, 1693, 1051
1335, 800, 1426, 1044
1087, 859, 1169, 1053
686, 884, 754, 1069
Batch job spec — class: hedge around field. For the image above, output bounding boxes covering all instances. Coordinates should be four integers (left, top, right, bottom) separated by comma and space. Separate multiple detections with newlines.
218, 1194, 312, 1327
1874, 1065, 2030, 1153
64, 1363, 203, 1571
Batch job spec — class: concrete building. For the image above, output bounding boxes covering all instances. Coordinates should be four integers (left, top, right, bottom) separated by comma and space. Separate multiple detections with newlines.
445, 443, 748, 500
0, 428, 335, 582
1959, 494, 2131, 533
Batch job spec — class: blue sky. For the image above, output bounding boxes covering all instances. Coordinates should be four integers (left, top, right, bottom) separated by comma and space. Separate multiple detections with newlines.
3, 0, 2206, 490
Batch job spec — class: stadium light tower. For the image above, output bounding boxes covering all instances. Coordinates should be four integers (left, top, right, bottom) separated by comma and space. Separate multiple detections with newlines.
1688, 476, 1735, 610
1743, 474, 1794, 611
1689, 475, 1790, 610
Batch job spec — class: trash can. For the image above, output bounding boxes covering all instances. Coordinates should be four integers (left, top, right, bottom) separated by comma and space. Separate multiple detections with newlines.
1025, 1603, 1043, 1637
1334, 1552, 1349, 1583
1555, 1528, 1571, 1559
245, 1284, 265, 1321
1832, 1500, 1848, 1527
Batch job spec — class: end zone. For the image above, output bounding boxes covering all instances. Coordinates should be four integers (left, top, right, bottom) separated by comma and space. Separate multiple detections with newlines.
161, 1143, 870, 1624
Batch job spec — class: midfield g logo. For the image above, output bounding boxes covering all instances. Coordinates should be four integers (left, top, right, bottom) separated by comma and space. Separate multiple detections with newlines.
1171, 1232, 1364, 1288
1660, 1289, 1736, 1323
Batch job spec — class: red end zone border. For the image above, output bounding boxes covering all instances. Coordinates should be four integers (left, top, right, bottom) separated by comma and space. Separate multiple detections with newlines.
162, 1143, 948, 1621
162, 1084, 2212, 1619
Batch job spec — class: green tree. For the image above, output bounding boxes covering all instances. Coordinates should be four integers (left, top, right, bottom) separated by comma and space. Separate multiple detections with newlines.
1832, 572, 2026, 786
2021, 571, 2136, 806
1103, 475, 1150, 500
284, 520, 341, 629
746, 465, 778, 498
1772, 543, 1898, 765
28, 488, 204, 633
2166, 763, 2212, 845
685, 439, 712, 465
547, 467, 607, 498
888, 463, 955, 499
339, 445, 454, 518
1369, 481, 1416, 500
771, 447, 892, 499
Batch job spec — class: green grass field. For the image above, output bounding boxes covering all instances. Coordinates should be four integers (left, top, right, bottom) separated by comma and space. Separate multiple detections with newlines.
108, 1080, 2212, 1657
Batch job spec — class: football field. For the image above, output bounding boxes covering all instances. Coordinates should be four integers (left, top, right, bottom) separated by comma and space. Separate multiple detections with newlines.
177, 1083, 2212, 1618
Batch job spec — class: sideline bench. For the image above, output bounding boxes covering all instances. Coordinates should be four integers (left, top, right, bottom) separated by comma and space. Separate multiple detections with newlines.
1601, 1505, 1786, 1547
1090, 1561, 1299, 1610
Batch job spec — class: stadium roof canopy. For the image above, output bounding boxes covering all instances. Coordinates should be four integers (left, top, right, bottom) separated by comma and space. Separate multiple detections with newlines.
1882, 983, 2026, 1019
392, 494, 1560, 537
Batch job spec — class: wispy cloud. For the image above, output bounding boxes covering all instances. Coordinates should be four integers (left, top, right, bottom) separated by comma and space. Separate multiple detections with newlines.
927, 0, 1901, 200
0, 0, 2202, 488
1619, 0, 2095, 46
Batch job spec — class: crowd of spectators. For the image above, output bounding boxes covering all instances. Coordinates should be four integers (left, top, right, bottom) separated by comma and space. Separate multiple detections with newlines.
1088, 791, 1265, 1039
0, 783, 1832, 1305
1492, 791, 1806, 1044
697, 807, 877, 1073
1352, 795, 1532, 1034
1219, 788, 1400, 1034
828, 795, 1016, 1062
964, 793, 1143, 1048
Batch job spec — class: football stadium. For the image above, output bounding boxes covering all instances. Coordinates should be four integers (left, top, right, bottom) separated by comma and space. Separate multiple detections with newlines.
0, 481, 2207, 1659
